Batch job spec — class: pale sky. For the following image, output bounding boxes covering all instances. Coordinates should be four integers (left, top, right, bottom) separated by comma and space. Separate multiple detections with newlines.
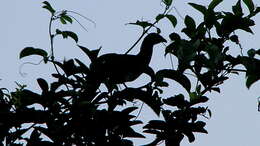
1, 0, 260, 146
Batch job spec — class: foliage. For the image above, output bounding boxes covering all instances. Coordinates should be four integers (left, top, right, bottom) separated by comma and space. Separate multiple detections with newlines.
1, 0, 259, 146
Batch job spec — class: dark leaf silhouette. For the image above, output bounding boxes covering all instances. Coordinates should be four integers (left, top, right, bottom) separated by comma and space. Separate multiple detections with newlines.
77, 45, 101, 63
56, 29, 78, 42
61, 14, 73, 24
156, 69, 191, 92
20, 47, 48, 59
128, 20, 153, 29
242, 0, 255, 13
188, 3, 207, 14
42, 1, 55, 14
208, 0, 223, 10
165, 15, 177, 27
113, 88, 162, 115
37, 78, 49, 92
163, 0, 173, 7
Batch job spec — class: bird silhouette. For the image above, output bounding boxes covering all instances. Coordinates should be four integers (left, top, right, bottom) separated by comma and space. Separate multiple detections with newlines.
86, 33, 166, 98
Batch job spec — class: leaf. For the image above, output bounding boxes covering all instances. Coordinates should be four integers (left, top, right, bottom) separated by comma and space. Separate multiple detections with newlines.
239, 56, 260, 88
12, 89, 41, 107
183, 131, 195, 142
56, 29, 78, 42
122, 127, 145, 138
246, 74, 259, 88
207, 108, 212, 118
143, 120, 167, 130
74, 59, 90, 74
249, 6, 260, 17
64, 31, 78, 42
29, 129, 41, 142
232, 0, 243, 16
163, 94, 189, 109
156, 69, 191, 92
256, 49, 260, 55
189, 92, 209, 105
77, 45, 101, 62
156, 14, 165, 21
242, 0, 255, 13
122, 107, 138, 115
60, 17, 67, 24
188, 3, 207, 14
165, 15, 177, 27
42, 1, 55, 14
37, 78, 49, 92
184, 15, 196, 30
208, 0, 223, 10
143, 137, 163, 146
62, 15, 73, 24
20, 47, 48, 59
192, 121, 208, 133
128, 20, 153, 29
163, 0, 173, 7
211, 87, 221, 93
169, 32, 181, 41
189, 92, 198, 103
114, 88, 162, 115
230, 35, 239, 44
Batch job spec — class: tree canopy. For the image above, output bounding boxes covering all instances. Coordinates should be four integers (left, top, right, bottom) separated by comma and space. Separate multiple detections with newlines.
1, 0, 260, 145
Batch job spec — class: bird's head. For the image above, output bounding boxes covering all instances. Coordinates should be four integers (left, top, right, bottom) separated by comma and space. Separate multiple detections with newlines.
144, 33, 167, 45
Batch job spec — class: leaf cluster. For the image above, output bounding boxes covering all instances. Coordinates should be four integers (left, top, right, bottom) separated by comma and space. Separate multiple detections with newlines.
1, 0, 260, 146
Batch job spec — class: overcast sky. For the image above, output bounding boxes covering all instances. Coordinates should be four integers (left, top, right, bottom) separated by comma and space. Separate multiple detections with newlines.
1, 0, 260, 146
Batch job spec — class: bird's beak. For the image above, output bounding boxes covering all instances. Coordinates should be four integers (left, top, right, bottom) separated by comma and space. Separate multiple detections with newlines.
161, 37, 167, 43
162, 38, 167, 43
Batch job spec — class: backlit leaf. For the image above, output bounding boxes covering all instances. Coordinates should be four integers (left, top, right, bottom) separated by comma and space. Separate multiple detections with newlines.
60, 17, 67, 24
62, 15, 73, 24
242, 0, 255, 13
208, 0, 223, 10
42, 1, 55, 14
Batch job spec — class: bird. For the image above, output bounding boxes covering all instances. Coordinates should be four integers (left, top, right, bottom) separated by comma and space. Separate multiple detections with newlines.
86, 33, 166, 97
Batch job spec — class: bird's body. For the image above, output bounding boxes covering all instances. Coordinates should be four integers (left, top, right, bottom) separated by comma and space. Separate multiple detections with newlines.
86, 33, 166, 94
90, 54, 146, 84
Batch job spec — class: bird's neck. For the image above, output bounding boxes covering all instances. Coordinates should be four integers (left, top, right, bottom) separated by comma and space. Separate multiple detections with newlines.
137, 40, 154, 65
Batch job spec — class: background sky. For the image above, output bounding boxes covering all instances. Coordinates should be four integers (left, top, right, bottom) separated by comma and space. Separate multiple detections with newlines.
1, 0, 260, 146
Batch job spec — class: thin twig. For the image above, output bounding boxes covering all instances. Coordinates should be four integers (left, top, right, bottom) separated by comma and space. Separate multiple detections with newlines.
134, 102, 144, 120
173, 6, 184, 20
48, 14, 70, 92
125, 8, 168, 54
